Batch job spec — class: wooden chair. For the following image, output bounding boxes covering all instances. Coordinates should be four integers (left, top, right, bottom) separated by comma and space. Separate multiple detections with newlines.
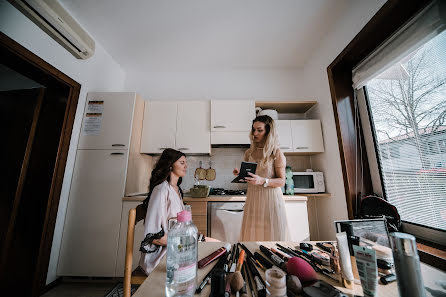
123, 204, 147, 297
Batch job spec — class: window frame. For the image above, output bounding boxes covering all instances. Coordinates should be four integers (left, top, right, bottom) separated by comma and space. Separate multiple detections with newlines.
327, 0, 446, 264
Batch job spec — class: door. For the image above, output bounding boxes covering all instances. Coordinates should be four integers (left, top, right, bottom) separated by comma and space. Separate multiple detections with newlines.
209, 202, 244, 243
58, 149, 128, 276
276, 120, 293, 153
291, 120, 324, 153
140, 101, 177, 154
211, 100, 255, 132
78, 92, 136, 150
176, 101, 210, 154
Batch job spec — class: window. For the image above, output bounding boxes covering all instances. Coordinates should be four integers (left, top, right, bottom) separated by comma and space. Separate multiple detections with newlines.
364, 30, 446, 232
351, 1, 446, 242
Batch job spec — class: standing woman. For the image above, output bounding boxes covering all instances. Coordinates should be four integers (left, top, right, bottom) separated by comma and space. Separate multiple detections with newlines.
234, 115, 290, 241
139, 148, 187, 275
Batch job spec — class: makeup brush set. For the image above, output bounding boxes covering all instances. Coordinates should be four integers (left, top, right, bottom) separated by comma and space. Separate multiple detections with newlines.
196, 242, 348, 297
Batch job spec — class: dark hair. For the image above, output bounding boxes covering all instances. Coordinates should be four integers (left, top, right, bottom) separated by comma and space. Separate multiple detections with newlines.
142, 148, 186, 207
251, 115, 273, 135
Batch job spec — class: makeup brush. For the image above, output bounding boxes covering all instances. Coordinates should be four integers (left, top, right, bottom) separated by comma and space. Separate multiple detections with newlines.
243, 261, 255, 297
230, 249, 245, 292
239, 267, 248, 297
246, 256, 266, 297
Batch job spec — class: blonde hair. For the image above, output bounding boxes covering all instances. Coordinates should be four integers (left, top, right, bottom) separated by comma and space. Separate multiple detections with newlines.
248, 115, 279, 166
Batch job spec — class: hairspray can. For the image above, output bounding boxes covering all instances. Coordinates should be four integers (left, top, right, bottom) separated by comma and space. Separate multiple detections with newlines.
389, 232, 426, 297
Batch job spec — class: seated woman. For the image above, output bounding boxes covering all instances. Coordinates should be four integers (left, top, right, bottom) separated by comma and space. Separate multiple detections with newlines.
139, 148, 187, 275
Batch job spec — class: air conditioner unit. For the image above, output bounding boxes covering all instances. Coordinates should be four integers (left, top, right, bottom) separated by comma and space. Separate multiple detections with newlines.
8, 0, 95, 59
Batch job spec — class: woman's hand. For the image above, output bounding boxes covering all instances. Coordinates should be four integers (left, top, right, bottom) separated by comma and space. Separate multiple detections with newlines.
244, 172, 265, 185
152, 233, 168, 246
233, 168, 240, 176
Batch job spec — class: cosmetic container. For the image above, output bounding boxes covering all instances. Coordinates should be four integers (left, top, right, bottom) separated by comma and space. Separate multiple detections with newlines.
390, 232, 426, 297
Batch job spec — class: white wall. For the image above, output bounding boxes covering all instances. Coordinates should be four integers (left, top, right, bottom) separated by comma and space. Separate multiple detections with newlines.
126, 68, 305, 100
301, 0, 387, 240
0, 0, 126, 284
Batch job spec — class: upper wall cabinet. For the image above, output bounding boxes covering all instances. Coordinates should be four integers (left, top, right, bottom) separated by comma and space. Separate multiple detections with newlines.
276, 120, 293, 153
78, 92, 136, 150
141, 101, 177, 153
141, 101, 211, 154
290, 120, 324, 153
211, 100, 256, 145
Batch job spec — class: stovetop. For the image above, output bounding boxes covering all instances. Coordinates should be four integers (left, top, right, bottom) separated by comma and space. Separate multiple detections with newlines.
209, 188, 246, 195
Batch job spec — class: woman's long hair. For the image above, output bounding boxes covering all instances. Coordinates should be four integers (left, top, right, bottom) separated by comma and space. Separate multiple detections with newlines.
142, 148, 186, 208
248, 115, 279, 166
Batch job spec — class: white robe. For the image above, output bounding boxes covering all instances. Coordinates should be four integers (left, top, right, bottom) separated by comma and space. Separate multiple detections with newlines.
139, 181, 184, 275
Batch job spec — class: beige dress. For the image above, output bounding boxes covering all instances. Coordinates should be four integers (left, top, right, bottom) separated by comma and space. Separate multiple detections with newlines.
239, 148, 290, 241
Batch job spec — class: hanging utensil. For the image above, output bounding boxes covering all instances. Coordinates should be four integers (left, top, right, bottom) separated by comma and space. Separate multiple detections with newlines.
194, 160, 207, 180
206, 161, 216, 181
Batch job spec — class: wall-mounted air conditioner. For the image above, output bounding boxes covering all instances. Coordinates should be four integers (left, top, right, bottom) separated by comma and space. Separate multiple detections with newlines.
8, 0, 95, 59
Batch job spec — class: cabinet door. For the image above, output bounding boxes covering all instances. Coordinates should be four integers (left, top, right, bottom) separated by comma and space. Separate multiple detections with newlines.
140, 101, 177, 154
78, 92, 135, 150
291, 120, 324, 153
211, 100, 255, 132
276, 120, 293, 153
285, 200, 310, 241
57, 150, 128, 276
115, 201, 145, 277
176, 101, 210, 154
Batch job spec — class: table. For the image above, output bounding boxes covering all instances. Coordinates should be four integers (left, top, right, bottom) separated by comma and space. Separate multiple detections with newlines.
132, 241, 445, 297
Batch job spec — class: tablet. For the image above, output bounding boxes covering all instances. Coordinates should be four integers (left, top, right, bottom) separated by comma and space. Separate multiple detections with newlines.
231, 161, 257, 183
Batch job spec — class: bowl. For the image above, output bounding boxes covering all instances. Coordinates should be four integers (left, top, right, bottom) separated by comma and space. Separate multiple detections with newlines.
189, 185, 210, 198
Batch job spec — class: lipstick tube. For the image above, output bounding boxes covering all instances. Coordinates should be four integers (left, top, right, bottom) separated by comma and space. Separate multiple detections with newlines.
198, 243, 231, 269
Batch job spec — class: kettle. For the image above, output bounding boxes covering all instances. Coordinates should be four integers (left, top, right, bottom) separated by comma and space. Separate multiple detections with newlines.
255, 107, 278, 120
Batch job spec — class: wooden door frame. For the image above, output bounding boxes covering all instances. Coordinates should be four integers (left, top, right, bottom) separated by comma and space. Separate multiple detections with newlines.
0, 32, 80, 295
326, 0, 432, 219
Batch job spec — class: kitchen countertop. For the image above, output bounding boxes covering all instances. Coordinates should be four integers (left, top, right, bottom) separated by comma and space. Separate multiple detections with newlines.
122, 193, 329, 202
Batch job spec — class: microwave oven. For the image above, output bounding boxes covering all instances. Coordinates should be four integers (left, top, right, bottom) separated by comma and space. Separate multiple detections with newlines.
292, 171, 325, 193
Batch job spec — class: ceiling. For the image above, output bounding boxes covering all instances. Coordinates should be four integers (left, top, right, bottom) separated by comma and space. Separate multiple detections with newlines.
60, 0, 351, 73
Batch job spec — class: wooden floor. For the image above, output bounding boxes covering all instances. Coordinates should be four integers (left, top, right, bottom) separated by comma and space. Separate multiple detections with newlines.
41, 282, 116, 297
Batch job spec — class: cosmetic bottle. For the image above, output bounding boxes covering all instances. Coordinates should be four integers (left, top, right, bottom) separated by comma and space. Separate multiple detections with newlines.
390, 232, 426, 297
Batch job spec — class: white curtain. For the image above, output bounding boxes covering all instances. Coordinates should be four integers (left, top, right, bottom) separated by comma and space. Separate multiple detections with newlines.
352, 0, 446, 89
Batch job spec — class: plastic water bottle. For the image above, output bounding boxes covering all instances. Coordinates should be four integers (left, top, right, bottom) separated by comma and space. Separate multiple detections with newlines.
285, 166, 294, 195
165, 208, 198, 297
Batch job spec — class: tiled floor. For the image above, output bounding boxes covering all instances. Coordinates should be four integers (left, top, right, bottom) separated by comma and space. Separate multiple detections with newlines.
41, 282, 117, 297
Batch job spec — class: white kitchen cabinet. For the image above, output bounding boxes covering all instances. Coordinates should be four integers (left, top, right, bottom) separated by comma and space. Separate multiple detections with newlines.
58, 150, 128, 276
290, 120, 324, 153
58, 93, 151, 277
276, 120, 293, 153
78, 92, 136, 150
140, 101, 210, 154
140, 101, 177, 154
211, 100, 255, 144
115, 201, 145, 277
285, 199, 310, 241
176, 101, 210, 153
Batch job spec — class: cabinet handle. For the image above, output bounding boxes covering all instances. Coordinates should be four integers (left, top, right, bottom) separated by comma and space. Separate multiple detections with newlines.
213, 125, 227, 128
280, 146, 291, 149
111, 152, 124, 155
112, 144, 126, 147
295, 147, 309, 149
159, 147, 170, 150
177, 148, 190, 150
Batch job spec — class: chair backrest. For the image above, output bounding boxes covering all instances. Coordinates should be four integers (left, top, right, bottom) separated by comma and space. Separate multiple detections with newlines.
123, 204, 146, 297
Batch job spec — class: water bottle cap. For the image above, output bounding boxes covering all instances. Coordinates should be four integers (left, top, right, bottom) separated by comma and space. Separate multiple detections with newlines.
177, 210, 191, 222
